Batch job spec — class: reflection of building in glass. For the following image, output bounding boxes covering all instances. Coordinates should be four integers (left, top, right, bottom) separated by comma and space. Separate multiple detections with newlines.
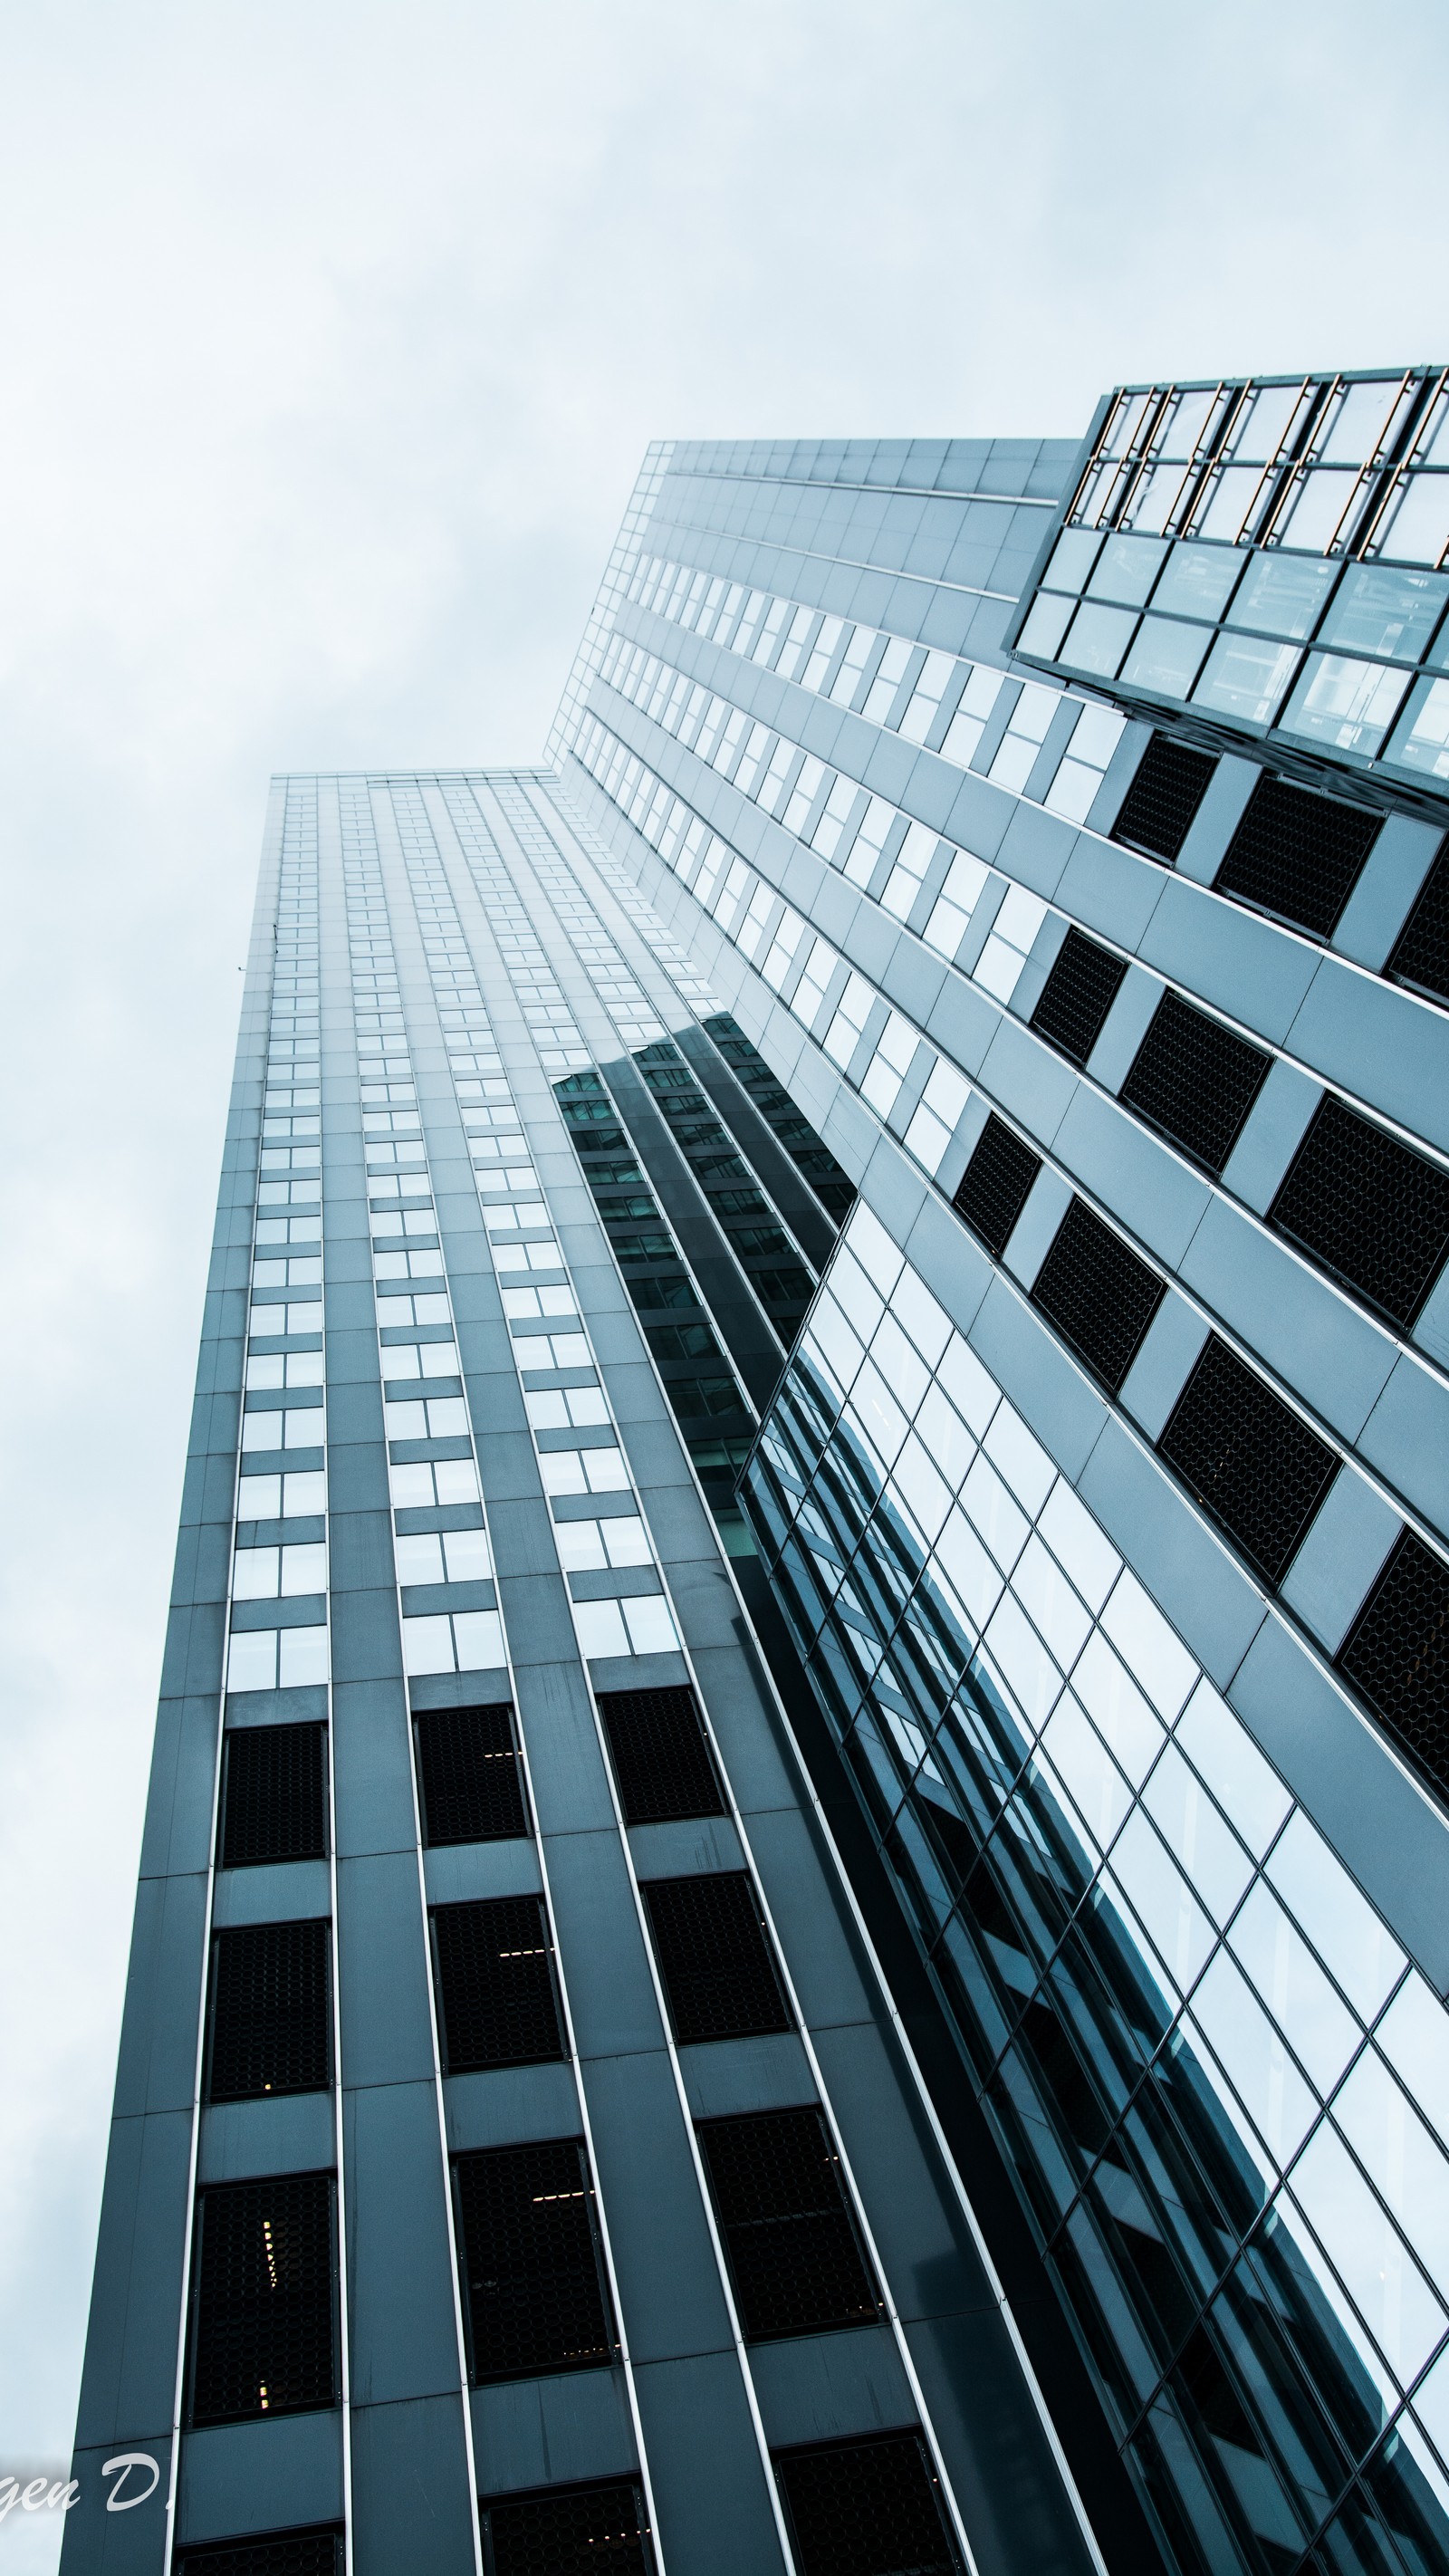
68, 390, 1449, 2576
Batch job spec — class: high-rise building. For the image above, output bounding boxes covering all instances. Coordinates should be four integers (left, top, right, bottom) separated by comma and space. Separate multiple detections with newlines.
65, 374, 1449, 2576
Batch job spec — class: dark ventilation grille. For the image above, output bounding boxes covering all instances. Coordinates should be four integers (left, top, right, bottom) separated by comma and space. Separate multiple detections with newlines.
430, 1896, 562, 2074
595, 1685, 724, 1823
453, 2139, 615, 2384
1119, 989, 1271, 1175
1339, 1531, 1449, 1799
774, 2434, 961, 2576
1268, 1096, 1449, 1329
178, 2531, 343, 2576
188, 2175, 336, 2426
482, 2480, 650, 2576
1389, 842, 1449, 1004
1029, 927, 1128, 1066
696, 2109, 881, 2341
1214, 774, 1379, 939
640, 1873, 792, 2043
414, 1703, 527, 1845
1110, 733, 1218, 863
206, 1920, 331, 2102
1030, 1198, 1165, 1393
952, 1117, 1041, 1258
1157, 1335, 1337, 1586
219, 1724, 328, 1868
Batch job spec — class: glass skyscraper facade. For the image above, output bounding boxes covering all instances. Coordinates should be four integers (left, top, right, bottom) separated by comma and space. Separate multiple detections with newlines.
65, 377, 1449, 2576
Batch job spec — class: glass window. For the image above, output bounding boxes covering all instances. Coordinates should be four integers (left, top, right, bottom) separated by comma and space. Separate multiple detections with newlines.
1039, 1695, 1133, 1851
1319, 562, 1448, 662
923, 851, 989, 960
1321, 380, 1404, 466
1141, 1742, 1254, 1927
897, 650, 958, 743
1265, 1812, 1405, 2023
1099, 1572, 1195, 1719
1042, 528, 1103, 595
1193, 632, 1300, 726
1334, 2048, 1449, 2301
1289, 2120, 1445, 2389
801, 614, 844, 691
903, 1058, 971, 1175
1014, 595, 1073, 661
1038, 1481, 1120, 1613
1382, 674, 1449, 782
863, 635, 915, 722
1377, 1975, 1449, 2155
1189, 1950, 1317, 2167
1380, 472, 1449, 568
1108, 1810, 1215, 1995
1087, 533, 1169, 609
941, 665, 1006, 766
1058, 602, 1136, 681
1226, 553, 1340, 641
774, 605, 817, 681
830, 624, 878, 706
1275, 470, 1360, 553
1149, 541, 1243, 624
1278, 653, 1411, 758
1174, 1681, 1291, 1858
1071, 1633, 1165, 1786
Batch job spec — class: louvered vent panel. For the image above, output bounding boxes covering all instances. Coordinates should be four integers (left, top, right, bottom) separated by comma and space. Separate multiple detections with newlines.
1030, 1198, 1165, 1393
952, 1116, 1041, 1258
415, 1703, 527, 1845
1110, 733, 1217, 863
1119, 990, 1271, 1175
220, 1724, 328, 1868
483, 2480, 650, 2576
1339, 1531, 1449, 1799
207, 1920, 331, 2102
1269, 1096, 1449, 1328
774, 2434, 960, 2576
188, 2175, 336, 2426
1214, 774, 1378, 938
1389, 842, 1449, 1004
1028, 928, 1128, 1067
178, 2530, 343, 2576
696, 2109, 880, 2341
431, 1896, 562, 2074
453, 2139, 615, 2384
1157, 1335, 1337, 1586
640, 1873, 791, 2043
595, 1686, 724, 1823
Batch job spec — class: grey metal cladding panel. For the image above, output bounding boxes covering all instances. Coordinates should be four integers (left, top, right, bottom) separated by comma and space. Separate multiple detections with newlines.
744, 1806, 879, 2033
471, 2367, 638, 2499
581, 2051, 736, 2362
974, 1013, 1080, 1148
496, 1568, 585, 1665
139, 1696, 221, 1881
748, 2325, 916, 2448
112, 1870, 207, 2116
1280, 1469, 1402, 1655
1139, 873, 1319, 1045
1051, 1088, 1210, 1267
1358, 1352, 1449, 1540
905, 2308, 1099, 2576
442, 2060, 581, 2156
1284, 960, 1449, 1158
62, 2438, 175, 2573
807, 2019, 994, 2321
964, 1275, 1108, 1485
198, 2091, 334, 2184
330, 1584, 404, 1690
71, 2109, 191, 2448
159, 1598, 226, 1704
1052, 832, 1170, 954
512, 1661, 619, 1836
544, 1828, 666, 2061
343, 2079, 465, 2406
336, 1851, 436, 2087
349, 2393, 476, 2576
178, 2410, 344, 2547
1077, 1417, 1269, 1687
1228, 1617, 1449, 1993
1176, 1199, 1394, 1446
211, 1857, 332, 1927
685, 1646, 800, 1816
328, 1677, 416, 1860
329, 1505, 397, 1599
631, 2350, 789, 2576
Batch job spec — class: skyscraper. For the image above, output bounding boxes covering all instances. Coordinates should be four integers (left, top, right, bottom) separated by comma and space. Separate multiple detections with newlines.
65, 373, 1449, 2576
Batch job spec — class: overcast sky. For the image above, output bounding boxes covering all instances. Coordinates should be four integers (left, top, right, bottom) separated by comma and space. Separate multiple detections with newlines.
0, 0, 1444, 2558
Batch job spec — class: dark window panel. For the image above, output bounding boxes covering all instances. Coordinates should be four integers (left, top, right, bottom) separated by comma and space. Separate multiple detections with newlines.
219, 1723, 328, 1869
1157, 1335, 1337, 1587
206, 1920, 331, 2102
177, 2530, 343, 2576
481, 2481, 650, 2576
1339, 1530, 1449, 1801
696, 2108, 881, 2341
453, 2139, 615, 2384
1029, 928, 1129, 1068
1111, 734, 1218, 864
187, 2175, 336, 2426
1269, 1095, 1449, 1329
1214, 774, 1379, 940
1030, 1198, 1165, 1393
595, 1685, 724, 1824
640, 1872, 792, 2043
953, 1116, 1041, 1258
1120, 990, 1271, 1176
773, 2433, 961, 2576
1388, 841, 1449, 1005
430, 1895, 563, 2075
414, 1703, 527, 1846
